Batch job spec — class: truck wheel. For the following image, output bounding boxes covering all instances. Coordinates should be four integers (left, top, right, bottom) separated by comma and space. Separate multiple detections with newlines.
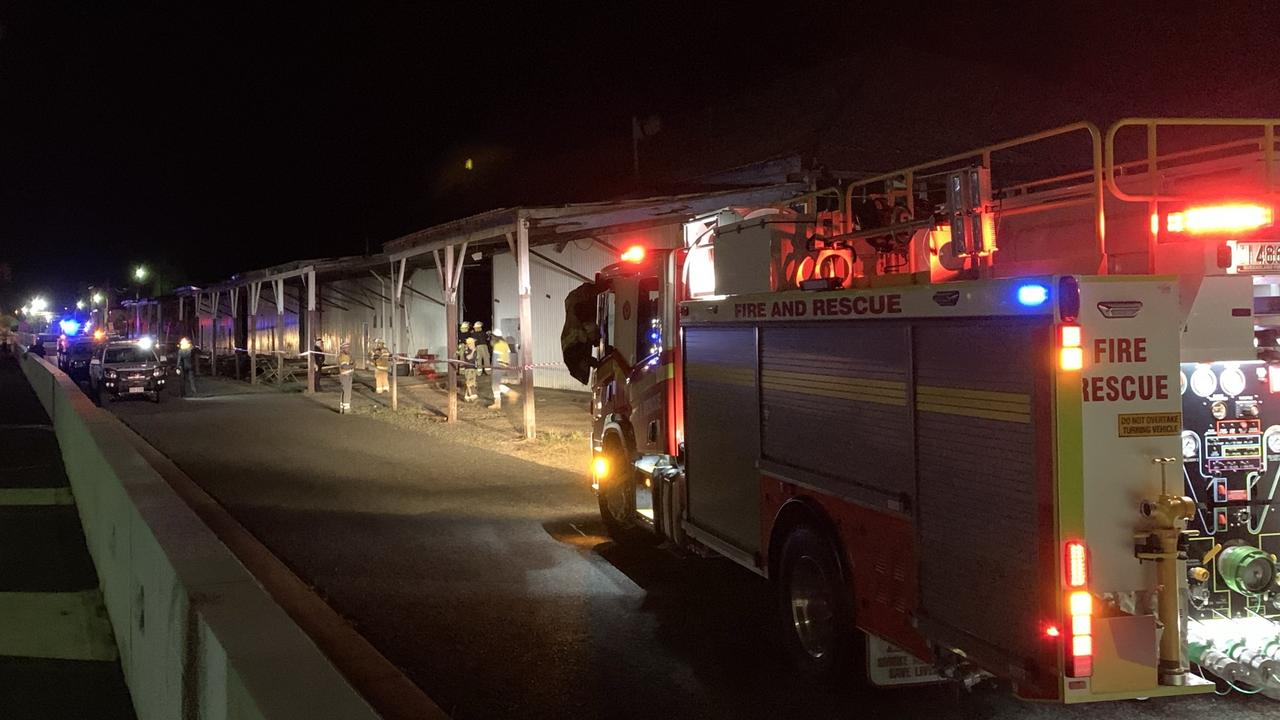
596, 438, 636, 540
777, 525, 860, 684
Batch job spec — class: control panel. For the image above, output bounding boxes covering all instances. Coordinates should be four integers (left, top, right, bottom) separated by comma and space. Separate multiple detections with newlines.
1179, 361, 1280, 622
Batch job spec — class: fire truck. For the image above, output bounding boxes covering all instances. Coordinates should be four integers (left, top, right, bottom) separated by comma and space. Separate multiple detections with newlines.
562, 118, 1280, 702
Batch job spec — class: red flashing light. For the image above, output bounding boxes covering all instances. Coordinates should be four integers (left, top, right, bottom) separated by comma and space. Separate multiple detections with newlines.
1166, 203, 1273, 235
620, 245, 646, 263
1045, 625, 1061, 638
1065, 541, 1088, 588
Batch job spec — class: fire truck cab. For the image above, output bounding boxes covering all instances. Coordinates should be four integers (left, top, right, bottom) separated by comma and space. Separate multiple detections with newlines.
566, 118, 1280, 702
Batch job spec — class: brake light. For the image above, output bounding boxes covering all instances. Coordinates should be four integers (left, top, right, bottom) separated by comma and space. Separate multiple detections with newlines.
1165, 203, 1273, 235
620, 245, 646, 263
1065, 560, 1094, 678
1059, 324, 1083, 371
1065, 540, 1088, 588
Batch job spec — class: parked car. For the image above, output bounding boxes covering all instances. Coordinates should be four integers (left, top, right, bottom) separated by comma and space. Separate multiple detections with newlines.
60, 337, 98, 383
89, 340, 166, 403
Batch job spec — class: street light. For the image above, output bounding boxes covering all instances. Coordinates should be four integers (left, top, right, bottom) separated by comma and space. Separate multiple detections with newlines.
91, 292, 104, 305
134, 265, 148, 282
76, 300, 86, 310
30, 297, 47, 313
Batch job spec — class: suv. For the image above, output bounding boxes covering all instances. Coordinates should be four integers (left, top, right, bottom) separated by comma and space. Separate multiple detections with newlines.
90, 340, 166, 403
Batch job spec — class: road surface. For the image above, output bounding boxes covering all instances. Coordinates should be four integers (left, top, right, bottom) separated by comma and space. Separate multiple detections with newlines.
105, 387, 1271, 719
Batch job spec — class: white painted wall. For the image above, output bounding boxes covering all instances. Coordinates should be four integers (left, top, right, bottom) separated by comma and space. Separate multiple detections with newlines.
401, 268, 447, 361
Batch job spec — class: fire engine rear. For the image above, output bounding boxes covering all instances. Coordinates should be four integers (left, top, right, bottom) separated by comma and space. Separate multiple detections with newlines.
564, 118, 1280, 702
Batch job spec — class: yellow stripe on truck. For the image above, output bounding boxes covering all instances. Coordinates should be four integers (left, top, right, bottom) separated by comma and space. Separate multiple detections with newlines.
915, 385, 1032, 424
761, 369, 907, 406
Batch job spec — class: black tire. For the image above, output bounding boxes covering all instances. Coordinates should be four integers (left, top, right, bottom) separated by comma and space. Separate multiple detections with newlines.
776, 525, 862, 684
596, 437, 639, 541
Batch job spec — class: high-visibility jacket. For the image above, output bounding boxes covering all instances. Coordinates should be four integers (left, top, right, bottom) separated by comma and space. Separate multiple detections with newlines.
492, 338, 511, 367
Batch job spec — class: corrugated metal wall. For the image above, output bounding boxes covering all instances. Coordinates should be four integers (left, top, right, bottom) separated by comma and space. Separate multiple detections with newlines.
249, 287, 300, 359
315, 273, 446, 370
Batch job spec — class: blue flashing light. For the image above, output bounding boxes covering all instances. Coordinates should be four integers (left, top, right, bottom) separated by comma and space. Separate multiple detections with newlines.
1016, 284, 1049, 307
59, 318, 82, 336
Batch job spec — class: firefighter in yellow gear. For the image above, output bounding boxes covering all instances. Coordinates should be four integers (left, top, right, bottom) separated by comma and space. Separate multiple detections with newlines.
472, 320, 491, 375
371, 339, 390, 393
338, 340, 354, 414
488, 328, 511, 410
461, 336, 479, 402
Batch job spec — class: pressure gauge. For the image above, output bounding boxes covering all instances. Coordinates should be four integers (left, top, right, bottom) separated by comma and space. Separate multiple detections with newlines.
1268, 433, 1280, 454
1211, 401, 1228, 420
1182, 433, 1198, 459
1180, 371, 1188, 395
1190, 367, 1217, 398
1220, 367, 1247, 397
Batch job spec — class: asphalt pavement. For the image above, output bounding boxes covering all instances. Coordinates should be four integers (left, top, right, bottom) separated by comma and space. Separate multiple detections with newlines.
0, 351, 135, 720
104, 383, 1274, 720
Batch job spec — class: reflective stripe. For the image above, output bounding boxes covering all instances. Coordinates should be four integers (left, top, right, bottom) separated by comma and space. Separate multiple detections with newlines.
915, 385, 1031, 423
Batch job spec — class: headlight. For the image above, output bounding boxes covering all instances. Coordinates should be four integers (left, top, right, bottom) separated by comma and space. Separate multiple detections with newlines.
153, 368, 163, 377
104, 369, 117, 378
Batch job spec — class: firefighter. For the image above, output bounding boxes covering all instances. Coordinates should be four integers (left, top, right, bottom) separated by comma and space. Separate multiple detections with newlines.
338, 340, 354, 414
488, 328, 511, 410
457, 321, 471, 357
472, 320, 491, 377
311, 336, 324, 391
371, 339, 390, 394
461, 335, 479, 402
178, 336, 197, 397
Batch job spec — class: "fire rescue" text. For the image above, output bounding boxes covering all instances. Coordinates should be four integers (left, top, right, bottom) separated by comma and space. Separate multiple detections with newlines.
1081, 335, 1170, 402
733, 294, 903, 320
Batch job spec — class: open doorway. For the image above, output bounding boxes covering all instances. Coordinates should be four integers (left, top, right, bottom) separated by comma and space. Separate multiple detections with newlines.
460, 254, 493, 330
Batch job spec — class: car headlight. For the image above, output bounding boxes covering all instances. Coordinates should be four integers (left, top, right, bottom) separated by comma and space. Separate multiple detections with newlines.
153, 368, 163, 377
104, 369, 117, 378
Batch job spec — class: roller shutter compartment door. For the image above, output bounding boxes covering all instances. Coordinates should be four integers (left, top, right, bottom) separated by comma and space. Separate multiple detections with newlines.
683, 326, 761, 553
913, 319, 1050, 664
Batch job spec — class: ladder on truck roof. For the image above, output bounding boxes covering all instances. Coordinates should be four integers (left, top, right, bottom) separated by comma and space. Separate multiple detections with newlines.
767, 118, 1279, 282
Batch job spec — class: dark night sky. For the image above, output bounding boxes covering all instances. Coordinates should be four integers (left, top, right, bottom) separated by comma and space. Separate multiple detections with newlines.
1, 1, 1277, 307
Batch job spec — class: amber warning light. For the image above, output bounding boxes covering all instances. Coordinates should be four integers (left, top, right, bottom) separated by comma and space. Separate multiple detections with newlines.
1157, 203, 1274, 236
1059, 324, 1083, 371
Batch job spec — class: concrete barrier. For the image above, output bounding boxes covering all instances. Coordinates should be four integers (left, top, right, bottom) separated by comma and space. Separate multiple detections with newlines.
18, 353, 389, 720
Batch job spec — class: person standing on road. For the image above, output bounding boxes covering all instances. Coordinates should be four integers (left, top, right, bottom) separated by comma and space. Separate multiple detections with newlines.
178, 336, 197, 398
461, 336, 479, 402
488, 328, 511, 410
472, 320, 491, 379
311, 336, 325, 391
338, 340, 354, 414
372, 339, 390, 394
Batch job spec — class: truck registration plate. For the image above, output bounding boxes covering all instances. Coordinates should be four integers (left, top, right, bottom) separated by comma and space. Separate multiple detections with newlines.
128, 386, 145, 394
1234, 241, 1280, 272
